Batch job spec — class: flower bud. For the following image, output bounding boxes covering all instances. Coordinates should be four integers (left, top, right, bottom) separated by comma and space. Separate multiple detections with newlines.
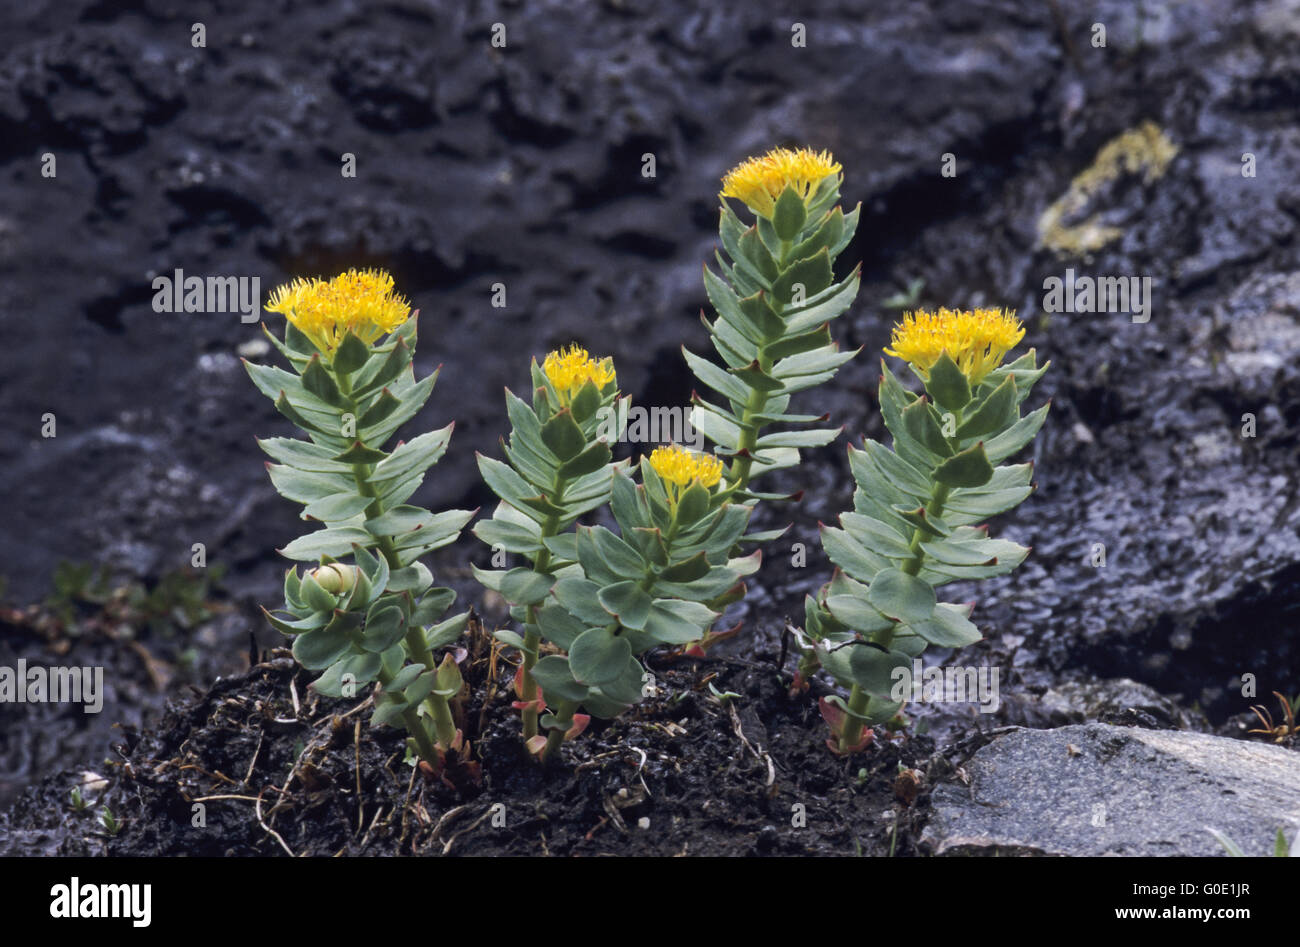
311, 563, 357, 595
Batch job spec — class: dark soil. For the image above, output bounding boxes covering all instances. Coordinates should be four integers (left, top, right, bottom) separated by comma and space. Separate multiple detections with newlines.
2, 622, 944, 857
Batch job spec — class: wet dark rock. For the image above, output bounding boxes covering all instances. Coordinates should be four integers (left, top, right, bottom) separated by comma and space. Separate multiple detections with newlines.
0, 0, 1063, 603
923, 722, 1300, 856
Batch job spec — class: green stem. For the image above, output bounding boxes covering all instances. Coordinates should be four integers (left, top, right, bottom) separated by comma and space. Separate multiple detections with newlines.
720, 237, 795, 502
337, 365, 454, 749
378, 666, 439, 766
851, 406, 962, 723
427, 687, 458, 748
337, 375, 404, 568
901, 405, 961, 576
902, 483, 950, 576
518, 627, 543, 741
839, 684, 870, 752
722, 384, 769, 501
520, 500, 564, 741
539, 699, 578, 763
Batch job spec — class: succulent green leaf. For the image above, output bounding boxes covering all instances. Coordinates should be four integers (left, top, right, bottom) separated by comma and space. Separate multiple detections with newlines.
788, 207, 845, 262
302, 356, 348, 408
473, 517, 542, 555
824, 594, 896, 635
425, 610, 470, 649
772, 185, 808, 241
846, 643, 913, 699
642, 599, 716, 645
535, 603, 587, 651
933, 442, 995, 488
530, 655, 589, 703
302, 492, 375, 522
782, 271, 860, 334
540, 410, 586, 462
281, 526, 374, 561
867, 568, 936, 624
764, 324, 834, 362
658, 550, 710, 583
820, 525, 892, 582
905, 603, 982, 648
369, 425, 453, 483
353, 337, 412, 399
553, 577, 613, 626
597, 581, 653, 630
292, 624, 355, 670
583, 526, 647, 579
361, 605, 407, 653
738, 227, 778, 283
675, 483, 711, 524
925, 353, 971, 411
772, 248, 833, 306
957, 376, 1018, 439
902, 398, 954, 458
386, 561, 434, 594
557, 441, 613, 479
569, 627, 633, 686
332, 332, 371, 376
498, 567, 556, 606
984, 403, 1050, 464
892, 504, 951, 537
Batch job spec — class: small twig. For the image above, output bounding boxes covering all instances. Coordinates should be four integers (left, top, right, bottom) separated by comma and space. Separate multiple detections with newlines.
441, 808, 493, 855
255, 790, 295, 857
397, 765, 420, 848
729, 702, 775, 786
429, 804, 470, 844
585, 816, 609, 841
333, 695, 375, 721
600, 794, 628, 834
574, 750, 625, 772
354, 719, 364, 834
359, 806, 385, 850
243, 730, 264, 786
178, 764, 239, 786
126, 639, 170, 691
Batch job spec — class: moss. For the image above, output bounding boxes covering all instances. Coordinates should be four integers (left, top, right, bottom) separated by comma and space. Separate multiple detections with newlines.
1037, 121, 1179, 259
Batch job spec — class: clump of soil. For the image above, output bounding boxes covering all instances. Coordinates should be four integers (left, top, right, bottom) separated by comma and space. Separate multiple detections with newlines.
3, 619, 941, 857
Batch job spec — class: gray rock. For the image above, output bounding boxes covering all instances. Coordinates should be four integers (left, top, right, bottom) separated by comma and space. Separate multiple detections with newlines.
923, 723, 1300, 856
1038, 678, 1206, 731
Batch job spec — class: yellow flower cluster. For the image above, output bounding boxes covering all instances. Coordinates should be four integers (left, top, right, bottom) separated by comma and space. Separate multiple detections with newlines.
720, 146, 842, 219
542, 345, 616, 402
885, 308, 1025, 384
265, 268, 411, 355
649, 444, 724, 493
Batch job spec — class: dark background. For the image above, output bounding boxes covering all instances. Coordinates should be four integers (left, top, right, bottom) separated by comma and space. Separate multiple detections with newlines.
2, 0, 1299, 728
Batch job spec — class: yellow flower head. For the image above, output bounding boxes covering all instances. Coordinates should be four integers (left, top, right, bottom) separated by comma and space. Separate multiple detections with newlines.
720, 146, 842, 219
266, 268, 411, 356
648, 445, 724, 499
542, 345, 616, 403
885, 308, 1025, 384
